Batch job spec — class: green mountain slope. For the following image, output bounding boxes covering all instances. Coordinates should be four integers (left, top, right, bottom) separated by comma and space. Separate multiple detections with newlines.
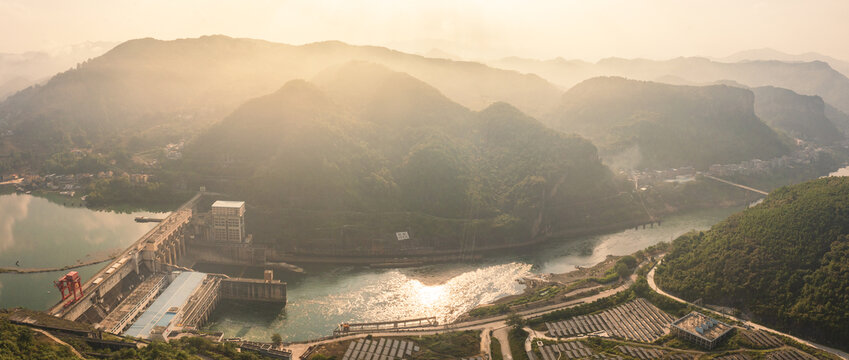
0, 36, 560, 160
182, 64, 644, 251
655, 177, 849, 350
751, 86, 844, 144
546, 77, 790, 169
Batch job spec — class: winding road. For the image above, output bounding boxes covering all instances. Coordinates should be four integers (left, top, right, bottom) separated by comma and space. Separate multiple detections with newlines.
647, 257, 848, 360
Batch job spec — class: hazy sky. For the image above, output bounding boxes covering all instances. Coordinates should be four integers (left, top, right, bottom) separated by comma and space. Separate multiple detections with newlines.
2, 0, 849, 61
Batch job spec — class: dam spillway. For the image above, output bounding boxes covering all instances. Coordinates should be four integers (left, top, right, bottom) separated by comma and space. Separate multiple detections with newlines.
46, 192, 286, 340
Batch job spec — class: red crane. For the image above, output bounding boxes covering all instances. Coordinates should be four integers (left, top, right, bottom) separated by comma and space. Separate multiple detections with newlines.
54, 271, 83, 307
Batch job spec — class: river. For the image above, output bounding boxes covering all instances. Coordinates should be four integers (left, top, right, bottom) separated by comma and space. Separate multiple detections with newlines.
0, 192, 741, 343
204, 207, 738, 342
0, 193, 161, 310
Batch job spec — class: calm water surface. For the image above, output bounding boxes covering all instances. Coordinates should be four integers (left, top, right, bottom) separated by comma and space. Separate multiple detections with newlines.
206, 207, 738, 342
0, 192, 739, 342
0, 194, 161, 310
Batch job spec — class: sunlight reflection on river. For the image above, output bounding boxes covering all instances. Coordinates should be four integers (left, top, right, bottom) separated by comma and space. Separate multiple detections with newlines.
208, 206, 737, 341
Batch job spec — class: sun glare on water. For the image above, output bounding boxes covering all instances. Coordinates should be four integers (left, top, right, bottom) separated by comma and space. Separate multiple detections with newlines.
412, 281, 446, 308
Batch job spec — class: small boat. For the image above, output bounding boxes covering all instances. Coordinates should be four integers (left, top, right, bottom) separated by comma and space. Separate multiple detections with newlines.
134, 216, 164, 223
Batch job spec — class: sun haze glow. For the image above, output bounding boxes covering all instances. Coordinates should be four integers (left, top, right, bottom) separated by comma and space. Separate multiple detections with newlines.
1, 0, 849, 61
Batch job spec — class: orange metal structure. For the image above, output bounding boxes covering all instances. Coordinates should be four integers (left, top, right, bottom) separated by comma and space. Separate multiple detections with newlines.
54, 271, 83, 307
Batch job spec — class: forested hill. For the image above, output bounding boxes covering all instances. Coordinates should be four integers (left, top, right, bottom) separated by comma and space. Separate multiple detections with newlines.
655, 177, 849, 350
0, 35, 560, 160
182, 63, 646, 251
546, 77, 790, 169
751, 86, 844, 144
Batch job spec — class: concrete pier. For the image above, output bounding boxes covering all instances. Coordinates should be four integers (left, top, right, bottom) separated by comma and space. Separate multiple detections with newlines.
219, 278, 286, 304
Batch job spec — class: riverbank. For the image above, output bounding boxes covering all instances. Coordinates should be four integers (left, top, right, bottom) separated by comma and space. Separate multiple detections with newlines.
275, 218, 667, 267
203, 206, 736, 342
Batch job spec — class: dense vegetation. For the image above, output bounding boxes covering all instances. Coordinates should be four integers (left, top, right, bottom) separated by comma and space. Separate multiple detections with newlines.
109, 337, 276, 360
404, 331, 481, 359
0, 312, 278, 360
85, 177, 188, 209
547, 77, 791, 169
180, 63, 647, 251
656, 177, 849, 350
0, 316, 78, 359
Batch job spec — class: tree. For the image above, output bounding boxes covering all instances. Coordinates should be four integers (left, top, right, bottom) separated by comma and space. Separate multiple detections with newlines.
271, 333, 282, 347
506, 312, 526, 330
615, 262, 631, 279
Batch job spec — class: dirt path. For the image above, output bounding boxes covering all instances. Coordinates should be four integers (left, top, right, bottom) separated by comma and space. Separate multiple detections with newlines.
480, 327, 492, 357
493, 327, 513, 360
32, 328, 85, 359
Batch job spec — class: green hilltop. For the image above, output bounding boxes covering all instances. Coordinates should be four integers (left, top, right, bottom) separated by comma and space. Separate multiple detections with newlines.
656, 176, 849, 350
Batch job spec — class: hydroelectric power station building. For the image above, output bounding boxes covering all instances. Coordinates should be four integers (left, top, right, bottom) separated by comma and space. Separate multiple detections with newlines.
47, 194, 286, 342
671, 311, 734, 349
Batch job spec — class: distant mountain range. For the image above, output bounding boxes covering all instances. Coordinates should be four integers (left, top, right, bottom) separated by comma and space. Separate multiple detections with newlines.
491, 56, 849, 116
718, 48, 849, 79
0, 41, 116, 100
1, 35, 846, 177
183, 62, 644, 249
656, 176, 849, 350
545, 77, 790, 169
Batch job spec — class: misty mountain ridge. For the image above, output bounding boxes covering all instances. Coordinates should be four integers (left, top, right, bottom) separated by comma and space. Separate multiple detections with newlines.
0, 41, 116, 100
0, 35, 561, 158
491, 55, 849, 116
719, 47, 849, 78
546, 77, 791, 169
183, 63, 644, 249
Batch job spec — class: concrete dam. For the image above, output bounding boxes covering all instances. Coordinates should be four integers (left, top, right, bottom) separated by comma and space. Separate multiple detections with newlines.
47, 192, 287, 340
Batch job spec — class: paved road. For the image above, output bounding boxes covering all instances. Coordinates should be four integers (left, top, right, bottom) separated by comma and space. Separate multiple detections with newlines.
647, 258, 848, 360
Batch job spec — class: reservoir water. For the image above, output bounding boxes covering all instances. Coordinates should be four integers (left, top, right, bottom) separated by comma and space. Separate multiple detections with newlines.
0, 193, 161, 310
0, 192, 738, 342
